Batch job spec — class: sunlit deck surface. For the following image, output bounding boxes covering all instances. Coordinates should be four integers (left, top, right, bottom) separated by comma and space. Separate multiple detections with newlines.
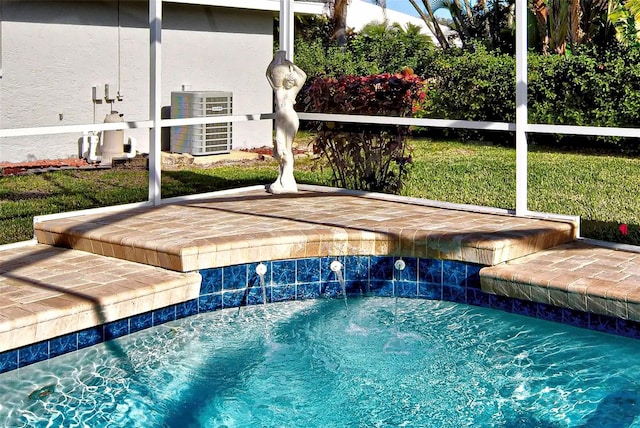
2, 185, 640, 354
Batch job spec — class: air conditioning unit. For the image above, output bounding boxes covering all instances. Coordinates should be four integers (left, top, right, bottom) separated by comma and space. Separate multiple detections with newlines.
170, 91, 232, 155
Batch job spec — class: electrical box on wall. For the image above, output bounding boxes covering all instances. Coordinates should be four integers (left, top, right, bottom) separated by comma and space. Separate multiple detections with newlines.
170, 91, 233, 155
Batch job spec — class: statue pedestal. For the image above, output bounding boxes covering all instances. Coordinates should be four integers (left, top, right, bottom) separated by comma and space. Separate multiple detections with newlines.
268, 180, 298, 194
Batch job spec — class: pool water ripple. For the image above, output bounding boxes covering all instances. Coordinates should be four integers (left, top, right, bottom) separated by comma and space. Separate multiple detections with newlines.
2, 298, 640, 427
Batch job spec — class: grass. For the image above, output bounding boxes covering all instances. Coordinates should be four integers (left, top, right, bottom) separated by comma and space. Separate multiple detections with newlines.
1, 138, 639, 245
405, 138, 640, 244
0, 157, 331, 245
404, 140, 516, 208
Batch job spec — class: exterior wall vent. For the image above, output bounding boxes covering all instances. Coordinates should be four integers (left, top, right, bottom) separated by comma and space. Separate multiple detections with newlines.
170, 91, 232, 155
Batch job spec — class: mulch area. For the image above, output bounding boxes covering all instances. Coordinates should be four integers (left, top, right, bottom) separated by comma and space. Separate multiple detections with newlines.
0, 158, 99, 177
0, 146, 311, 177
239, 146, 309, 156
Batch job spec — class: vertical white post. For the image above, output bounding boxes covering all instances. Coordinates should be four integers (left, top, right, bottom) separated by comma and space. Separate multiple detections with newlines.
515, 0, 528, 216
279, 0, 294, 60
149, 0, 162, 204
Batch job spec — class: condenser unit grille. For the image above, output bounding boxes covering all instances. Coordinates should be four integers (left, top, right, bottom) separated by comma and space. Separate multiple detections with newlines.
170, 91, 232, 155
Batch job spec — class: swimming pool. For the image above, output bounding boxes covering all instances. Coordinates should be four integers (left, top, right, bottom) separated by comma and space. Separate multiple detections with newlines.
1, 297, 640, 427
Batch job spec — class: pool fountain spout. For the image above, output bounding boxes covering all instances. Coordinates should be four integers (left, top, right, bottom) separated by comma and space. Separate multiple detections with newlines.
330, 260, 348, 308
392, 258, 406, 331
256, 263, 268, 306
255, 262, 272, 342
237, 263, 269, 315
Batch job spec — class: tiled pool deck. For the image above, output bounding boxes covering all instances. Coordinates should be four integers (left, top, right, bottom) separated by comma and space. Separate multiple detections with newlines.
2, 185, 640, 372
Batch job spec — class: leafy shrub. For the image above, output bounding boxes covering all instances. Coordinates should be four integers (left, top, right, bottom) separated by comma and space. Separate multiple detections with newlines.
528, 45, 640, 150
350, 22, 437, 77
294, 22, 437, 80
414, 45, 639, 150
301, 71, 425, 193
410, 46, 515, 142
420, 46, 516, 123
294, 40, 374, 78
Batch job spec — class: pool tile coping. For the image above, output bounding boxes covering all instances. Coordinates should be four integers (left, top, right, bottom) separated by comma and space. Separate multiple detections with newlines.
32, 185, 578, 272
481, 240, 640, 321
0, 244, 201, 354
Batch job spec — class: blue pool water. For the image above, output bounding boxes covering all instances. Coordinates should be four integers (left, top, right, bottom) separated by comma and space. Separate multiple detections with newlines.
1, 297, 640, 427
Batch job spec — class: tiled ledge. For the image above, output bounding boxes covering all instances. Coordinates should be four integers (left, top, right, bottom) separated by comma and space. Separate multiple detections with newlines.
0, 244, 201, 353
33, 188, 578, 272
480, 241, 640, 322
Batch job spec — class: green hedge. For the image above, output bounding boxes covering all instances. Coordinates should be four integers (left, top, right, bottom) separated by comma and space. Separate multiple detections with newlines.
419, 46, 516, 123
413, 45, 640, 149
528, 46, 640, 148
294, 23, 639, 150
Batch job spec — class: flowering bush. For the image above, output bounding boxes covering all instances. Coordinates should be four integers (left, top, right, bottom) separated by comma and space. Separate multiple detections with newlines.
301, 70, 425, 193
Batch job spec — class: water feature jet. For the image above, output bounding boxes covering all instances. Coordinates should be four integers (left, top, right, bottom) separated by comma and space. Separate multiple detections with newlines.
256, 263, 268, 306
237, 263, 270, 316
330, 260, 348, 308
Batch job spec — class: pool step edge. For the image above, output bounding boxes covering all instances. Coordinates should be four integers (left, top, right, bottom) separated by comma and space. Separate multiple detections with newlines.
480, 241, 640, 322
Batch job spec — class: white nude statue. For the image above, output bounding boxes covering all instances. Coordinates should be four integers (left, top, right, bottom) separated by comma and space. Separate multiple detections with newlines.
265, 50, 307, 194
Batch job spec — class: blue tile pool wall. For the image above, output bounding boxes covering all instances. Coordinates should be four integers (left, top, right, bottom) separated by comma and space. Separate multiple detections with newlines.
0, 302, 201, 374
2, 255, 640, 374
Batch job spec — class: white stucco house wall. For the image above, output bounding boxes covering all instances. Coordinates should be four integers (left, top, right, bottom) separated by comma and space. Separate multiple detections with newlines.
0, 0, 322, 163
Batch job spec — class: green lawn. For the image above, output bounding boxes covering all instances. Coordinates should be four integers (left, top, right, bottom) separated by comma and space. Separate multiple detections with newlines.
0, 157, 330, 245
1, 138, 638, 245
405, 139, 640, 244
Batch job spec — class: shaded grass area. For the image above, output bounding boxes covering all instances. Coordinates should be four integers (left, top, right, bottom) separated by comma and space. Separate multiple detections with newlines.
1, 139, 639, 246
0, 158, 330, 244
